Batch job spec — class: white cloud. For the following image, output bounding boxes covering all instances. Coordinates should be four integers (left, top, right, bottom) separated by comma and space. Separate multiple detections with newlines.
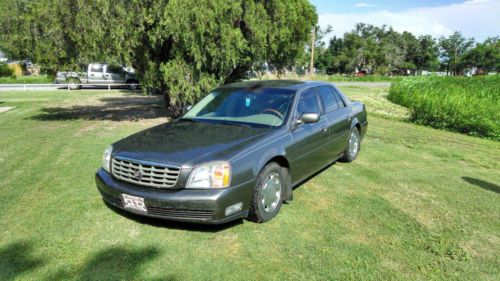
463, 0, 490, 4
318, 0, 500, 41
355, 2, 376, 8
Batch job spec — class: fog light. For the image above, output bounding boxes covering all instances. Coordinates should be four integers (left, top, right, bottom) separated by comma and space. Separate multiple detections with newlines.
225, 202, 243, 216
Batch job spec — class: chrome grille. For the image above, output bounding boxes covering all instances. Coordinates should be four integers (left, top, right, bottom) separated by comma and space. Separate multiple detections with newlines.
111, 157, 180, 188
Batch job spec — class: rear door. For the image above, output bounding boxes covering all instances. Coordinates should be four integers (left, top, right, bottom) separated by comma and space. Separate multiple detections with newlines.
317, 86, 351, 157
288, 88, 329, 183
104, 65, 126, 84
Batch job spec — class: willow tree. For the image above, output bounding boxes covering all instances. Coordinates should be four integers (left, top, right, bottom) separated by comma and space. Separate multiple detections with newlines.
0, 0, 317, 112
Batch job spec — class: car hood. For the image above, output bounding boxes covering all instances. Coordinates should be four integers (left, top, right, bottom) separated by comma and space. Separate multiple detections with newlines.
112, 120, 270, 166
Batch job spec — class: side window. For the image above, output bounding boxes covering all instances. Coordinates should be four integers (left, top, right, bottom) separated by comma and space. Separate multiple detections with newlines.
333, 89, 346, 109
107, 65, 122, 74
317, 86, 339, 113
297, 89, 321, 116
90, 65, 104, 73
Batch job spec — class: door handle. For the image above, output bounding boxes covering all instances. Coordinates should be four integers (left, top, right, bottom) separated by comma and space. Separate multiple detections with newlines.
321, 127, 327, 133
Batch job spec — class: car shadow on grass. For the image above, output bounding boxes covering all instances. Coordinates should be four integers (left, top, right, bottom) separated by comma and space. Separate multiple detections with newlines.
104, 201, 243, 232
0, 241, 45, 280
291, 161, 338, 192
462, 176, 499, 194
30, 95, 171, 122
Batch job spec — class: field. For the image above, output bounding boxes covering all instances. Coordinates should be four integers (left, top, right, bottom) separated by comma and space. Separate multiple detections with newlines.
0, 86, 499, 280
388, 76, 500, 140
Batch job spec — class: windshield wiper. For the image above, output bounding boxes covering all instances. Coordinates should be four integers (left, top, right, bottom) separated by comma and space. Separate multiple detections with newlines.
178, 118, 199, 123
211, 120, 252, 128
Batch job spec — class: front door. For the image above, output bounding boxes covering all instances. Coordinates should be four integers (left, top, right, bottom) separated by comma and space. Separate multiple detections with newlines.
288, 88, 329, 183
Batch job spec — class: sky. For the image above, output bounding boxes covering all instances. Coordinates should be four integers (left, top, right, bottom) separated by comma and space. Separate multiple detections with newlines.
310, 0, 500, 42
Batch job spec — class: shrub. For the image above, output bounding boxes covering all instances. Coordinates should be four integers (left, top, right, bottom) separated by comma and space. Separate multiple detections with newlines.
0, 74, 53, 84
8, 63, 22, 76
0, 63, 14, 77
388, 76, 500, 140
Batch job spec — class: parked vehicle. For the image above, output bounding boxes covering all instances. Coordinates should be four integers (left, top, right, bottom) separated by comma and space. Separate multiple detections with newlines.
55, 63, 139, 90
96, 80, 368, 224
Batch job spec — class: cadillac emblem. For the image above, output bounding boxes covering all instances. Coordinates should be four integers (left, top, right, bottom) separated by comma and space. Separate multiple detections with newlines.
133, 169, 143, 180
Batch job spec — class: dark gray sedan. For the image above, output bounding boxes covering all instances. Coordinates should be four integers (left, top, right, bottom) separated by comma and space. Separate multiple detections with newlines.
96, 80, 367, 224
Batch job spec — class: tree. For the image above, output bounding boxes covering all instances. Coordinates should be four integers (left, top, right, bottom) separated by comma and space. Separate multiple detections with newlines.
0, 0, 317, 113
415, 35, 440, 73
464, 37, 500, 73
439, 32, 474, 75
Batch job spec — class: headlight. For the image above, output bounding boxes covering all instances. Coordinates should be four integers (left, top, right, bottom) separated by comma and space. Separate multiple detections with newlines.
102, 145, 113, 173
186, 161, 231, 189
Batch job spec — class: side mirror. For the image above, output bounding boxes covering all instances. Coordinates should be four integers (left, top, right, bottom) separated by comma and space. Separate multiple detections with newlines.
296, 112, 320, 125
183, 104, 193, 113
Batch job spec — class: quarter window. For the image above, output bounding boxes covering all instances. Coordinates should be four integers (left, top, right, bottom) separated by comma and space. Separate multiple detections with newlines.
317, 86, 339, 113
333, 90, 346, 109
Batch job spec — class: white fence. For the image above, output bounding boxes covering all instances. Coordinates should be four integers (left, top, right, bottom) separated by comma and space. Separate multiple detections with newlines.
0, 83, 140, 91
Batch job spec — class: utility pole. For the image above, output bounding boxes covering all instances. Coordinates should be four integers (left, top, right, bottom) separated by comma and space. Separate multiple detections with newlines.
309, 26, 316, 76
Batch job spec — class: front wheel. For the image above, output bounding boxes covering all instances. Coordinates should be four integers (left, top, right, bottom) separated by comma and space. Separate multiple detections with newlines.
248, 162, 286, 223
340, 127, 361, 162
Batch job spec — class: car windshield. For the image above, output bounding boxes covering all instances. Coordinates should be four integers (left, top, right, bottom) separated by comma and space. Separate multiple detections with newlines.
183, 87, 294, 127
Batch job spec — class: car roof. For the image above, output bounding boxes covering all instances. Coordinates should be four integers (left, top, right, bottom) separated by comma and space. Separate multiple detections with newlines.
218, 80, 333, 92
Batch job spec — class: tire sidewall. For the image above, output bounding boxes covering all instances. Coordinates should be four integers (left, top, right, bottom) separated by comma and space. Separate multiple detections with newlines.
67, 78, 80, 90
253, 163, 286, 222
347, 127, 361, 161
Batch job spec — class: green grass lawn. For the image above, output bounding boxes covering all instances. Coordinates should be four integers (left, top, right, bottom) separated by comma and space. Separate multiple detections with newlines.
0, 87, 499, 280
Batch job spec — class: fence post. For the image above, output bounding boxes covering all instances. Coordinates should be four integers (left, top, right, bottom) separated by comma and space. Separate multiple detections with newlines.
67, 84, 70, 91
24, 84, 26, 91
108, 84, 111, 91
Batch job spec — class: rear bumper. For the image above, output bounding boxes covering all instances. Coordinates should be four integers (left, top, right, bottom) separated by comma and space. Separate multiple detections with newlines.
95, 168, 254, 224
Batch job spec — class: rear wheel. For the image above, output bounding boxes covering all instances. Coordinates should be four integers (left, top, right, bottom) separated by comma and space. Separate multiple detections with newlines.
340, 127, 360, 162
248, 162, 286, 223
127, 80, 139, 90
66, 78, 81, 90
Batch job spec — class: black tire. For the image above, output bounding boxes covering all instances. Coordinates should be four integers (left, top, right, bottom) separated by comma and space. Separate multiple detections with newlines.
66, 78, 81, 90
340, 127, 361, 162
247, 162, 287, 223
127, 80, 139, 90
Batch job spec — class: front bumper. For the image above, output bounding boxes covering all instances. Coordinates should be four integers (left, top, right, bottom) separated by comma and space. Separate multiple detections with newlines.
95, 168, 254, 224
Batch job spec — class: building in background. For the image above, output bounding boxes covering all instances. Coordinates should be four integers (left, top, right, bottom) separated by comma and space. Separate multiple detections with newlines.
0, 51, 8, 63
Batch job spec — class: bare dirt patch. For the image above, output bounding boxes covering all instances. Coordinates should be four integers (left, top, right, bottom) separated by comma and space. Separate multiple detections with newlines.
0, 107, 14, 114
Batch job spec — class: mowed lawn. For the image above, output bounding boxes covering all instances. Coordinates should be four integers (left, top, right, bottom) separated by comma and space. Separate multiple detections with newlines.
0, 86, 498, 281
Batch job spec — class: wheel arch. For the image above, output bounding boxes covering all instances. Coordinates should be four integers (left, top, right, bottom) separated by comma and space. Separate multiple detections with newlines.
66, 76, 81, 83
350, 117, 361, 131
